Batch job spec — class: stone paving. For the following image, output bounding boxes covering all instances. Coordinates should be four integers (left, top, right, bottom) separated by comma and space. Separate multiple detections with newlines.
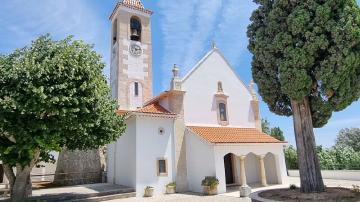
1, 177, 359, 201
107, 177, 360, 201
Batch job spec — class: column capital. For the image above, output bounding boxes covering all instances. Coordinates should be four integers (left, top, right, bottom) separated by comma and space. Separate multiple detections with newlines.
257, 154, 266, 160
239, 155, 246, 161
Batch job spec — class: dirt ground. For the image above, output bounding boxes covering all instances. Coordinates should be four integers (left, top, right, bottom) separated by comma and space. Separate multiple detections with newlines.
259, 187, 360, 202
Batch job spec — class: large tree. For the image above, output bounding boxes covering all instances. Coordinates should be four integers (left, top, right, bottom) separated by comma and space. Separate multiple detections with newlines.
248, 0, 360, 193
0, 35, 126, 201
335, 128, 360, 152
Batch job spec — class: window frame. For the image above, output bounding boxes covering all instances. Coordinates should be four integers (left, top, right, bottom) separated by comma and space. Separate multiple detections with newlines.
216, 100, 229, 126
157, 158, 168, 177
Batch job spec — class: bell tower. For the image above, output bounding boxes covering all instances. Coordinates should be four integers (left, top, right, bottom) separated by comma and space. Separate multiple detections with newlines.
110, 0, 153, 110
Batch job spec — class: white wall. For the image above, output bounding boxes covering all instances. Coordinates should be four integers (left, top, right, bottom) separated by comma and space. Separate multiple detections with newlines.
264, 153, 278, 184
135, 116, 175, 197
186, 131, 216, 193
182, 49, 255, 128
107, 117, 137, 187
245, 153, 260, 184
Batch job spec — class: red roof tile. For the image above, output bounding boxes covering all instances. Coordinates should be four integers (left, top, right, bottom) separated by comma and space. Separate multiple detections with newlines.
116, 103, 175, 116
188, 126, 286, 144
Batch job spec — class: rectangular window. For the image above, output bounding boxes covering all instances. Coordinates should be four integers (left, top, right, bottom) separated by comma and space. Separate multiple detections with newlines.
157, 158, 168, 176
134, 82, 139, 96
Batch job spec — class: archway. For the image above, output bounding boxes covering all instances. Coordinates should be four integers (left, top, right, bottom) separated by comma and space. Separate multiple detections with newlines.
264, 153, 279, 184
245, 152, 260, 185
223, 153, 236, 185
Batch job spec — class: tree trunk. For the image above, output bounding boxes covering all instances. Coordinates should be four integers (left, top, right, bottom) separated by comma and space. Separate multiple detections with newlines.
291, 97, 325, 193
11, 166, 32, 202
3, 149, 40, 202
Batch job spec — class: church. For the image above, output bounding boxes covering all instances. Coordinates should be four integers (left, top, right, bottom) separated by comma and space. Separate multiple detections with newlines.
107, 0, 288, 197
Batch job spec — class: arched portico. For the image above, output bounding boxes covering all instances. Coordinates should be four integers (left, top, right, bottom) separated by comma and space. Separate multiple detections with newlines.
218, 148, 284, 193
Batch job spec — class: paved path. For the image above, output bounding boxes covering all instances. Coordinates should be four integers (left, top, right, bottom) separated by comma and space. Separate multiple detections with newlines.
106, 177, 360, 201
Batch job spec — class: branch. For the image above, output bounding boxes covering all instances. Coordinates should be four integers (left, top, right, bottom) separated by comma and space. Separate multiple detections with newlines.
3, 163, 15, 188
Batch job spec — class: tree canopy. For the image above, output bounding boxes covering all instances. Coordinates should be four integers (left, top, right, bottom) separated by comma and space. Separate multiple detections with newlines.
261, 119, 285, 141
270, 127, 285, 141
0, 35, 125, 200
335, 128, 360, 152
248, 0, 360, 128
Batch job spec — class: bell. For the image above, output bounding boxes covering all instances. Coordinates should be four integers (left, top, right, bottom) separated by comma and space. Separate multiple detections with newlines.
131, 29, 140, 41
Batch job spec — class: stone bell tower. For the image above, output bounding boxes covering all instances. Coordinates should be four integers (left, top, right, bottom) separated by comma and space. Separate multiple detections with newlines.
110, 0, 153, 110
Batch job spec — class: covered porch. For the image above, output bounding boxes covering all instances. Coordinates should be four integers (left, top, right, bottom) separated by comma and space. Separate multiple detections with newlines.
214, 144, 288, 194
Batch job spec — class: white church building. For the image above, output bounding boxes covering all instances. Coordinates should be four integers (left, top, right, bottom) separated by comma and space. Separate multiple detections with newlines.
107, 0, 288, 197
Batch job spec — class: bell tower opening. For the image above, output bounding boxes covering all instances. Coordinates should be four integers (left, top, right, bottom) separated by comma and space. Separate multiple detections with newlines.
130, 17, 141, 42
112, 19, 118, 45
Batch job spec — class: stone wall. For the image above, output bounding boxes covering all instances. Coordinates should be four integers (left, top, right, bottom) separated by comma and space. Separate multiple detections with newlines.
54, 149, 103, 186
288, 170, 360, 181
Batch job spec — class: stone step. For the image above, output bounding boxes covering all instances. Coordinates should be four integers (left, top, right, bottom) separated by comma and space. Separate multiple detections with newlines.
70, 192, 136, 202
29, 187, 135, 202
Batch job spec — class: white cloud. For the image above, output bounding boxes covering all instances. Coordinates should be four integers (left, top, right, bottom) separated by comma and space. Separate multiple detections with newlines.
157, 0, 257, 90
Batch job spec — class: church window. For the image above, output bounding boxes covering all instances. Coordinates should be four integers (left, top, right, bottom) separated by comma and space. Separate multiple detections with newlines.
112, 19, 118, 45
130, 17, 141, 42
134, 82, 139, 96
157, 158, 168, 176
219, 103, 227, 122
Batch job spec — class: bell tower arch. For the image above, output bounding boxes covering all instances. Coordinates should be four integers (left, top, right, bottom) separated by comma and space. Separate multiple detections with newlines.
110, 0, 153, 110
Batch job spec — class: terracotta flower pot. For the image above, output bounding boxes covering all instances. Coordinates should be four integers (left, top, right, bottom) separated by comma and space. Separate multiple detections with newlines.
166, 186, 176, 194
144, 187, 154, 197
203, 186, 218, 195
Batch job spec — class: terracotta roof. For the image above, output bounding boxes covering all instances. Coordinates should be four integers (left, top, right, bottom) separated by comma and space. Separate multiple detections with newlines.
187, 126, 285, 144
137, 103, 174, 115
116, 103, 175, 116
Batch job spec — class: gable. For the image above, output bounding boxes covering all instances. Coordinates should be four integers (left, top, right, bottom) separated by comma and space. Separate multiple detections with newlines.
182, 48, 251, 96
181, 48, 256, 128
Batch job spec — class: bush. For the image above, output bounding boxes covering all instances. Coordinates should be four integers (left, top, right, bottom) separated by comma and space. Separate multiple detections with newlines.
285, 146, 360, 170
201, 176, 219, 189
289, 184, 297, 190
166, 182, 176, 188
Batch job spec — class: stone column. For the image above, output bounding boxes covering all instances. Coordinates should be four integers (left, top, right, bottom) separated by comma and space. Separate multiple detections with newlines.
239, 156, 247, 187
258, 155, 267, 186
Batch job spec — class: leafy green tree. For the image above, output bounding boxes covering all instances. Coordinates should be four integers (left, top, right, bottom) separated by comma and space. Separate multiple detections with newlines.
335, 128, 360, 152
284, 146, 298, 169
0, 35, 126, 201
270, 127, 285, 141
248, 0, 360, 193
261, 119, 271, 135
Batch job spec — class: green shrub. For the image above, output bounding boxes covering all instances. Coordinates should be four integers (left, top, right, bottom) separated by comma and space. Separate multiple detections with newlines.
289, 184, 297, 190
166, 182, 176, 188
201, 176, 219, 189
285, 146, 360, 170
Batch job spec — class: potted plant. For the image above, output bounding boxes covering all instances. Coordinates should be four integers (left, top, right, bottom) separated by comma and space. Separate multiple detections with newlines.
144, 186, 154, 197
201, 176, 219, 195
166, 182, 176, 194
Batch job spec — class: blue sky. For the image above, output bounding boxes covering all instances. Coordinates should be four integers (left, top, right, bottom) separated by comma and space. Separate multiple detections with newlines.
0, 0, 359, 147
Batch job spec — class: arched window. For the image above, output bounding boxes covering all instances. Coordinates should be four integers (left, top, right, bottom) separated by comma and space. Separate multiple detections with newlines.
130, 17, 141, 41
219, 103, 227, 122
134, 82, 139, 96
